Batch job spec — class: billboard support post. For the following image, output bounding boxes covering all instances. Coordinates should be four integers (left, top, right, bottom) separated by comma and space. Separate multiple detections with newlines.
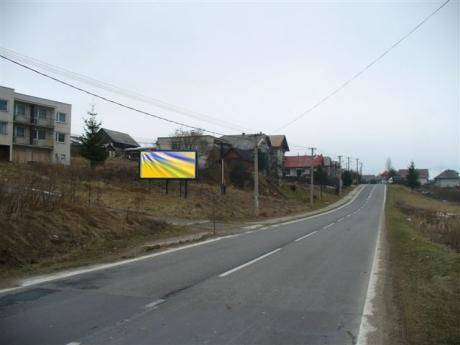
185, 180, 188, 199
165, 180, 169, 195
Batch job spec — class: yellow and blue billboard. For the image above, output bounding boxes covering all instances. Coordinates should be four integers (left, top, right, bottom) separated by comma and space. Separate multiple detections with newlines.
140, 151, 197, 179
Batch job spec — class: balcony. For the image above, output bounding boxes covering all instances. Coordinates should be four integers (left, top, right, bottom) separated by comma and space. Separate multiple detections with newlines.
13, 113, 54, 129
13, 136, 54, 149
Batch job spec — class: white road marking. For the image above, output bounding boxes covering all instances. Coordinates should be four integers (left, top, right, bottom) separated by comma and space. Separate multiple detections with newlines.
0, 237, 223, 295
322, 223, 335, 230
0, 185, 369, 295
268, 185, 367, 228
219, 248, 282, 277
66, 342, 81, 345
356, 185, 386, 345
144, 299, 166, 309
337, 217, 345, 222
294, 231, 318, 242
279, 219, 303, 226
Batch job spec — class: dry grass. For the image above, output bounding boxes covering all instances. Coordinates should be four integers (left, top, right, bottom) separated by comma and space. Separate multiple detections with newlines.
0, 159, 352, 283
0, 158, 351, 221
386, 185, 460, 345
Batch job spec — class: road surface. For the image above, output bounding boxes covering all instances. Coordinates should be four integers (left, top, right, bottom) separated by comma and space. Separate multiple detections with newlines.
0, 184, 385, 345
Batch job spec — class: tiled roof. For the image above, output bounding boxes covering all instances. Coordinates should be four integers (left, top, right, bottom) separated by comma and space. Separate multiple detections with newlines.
435, 169, 459, 180
219, 134, 269, 150
100, 128, 139, 147
398, 169, 429, 179
284, 155, 323, 168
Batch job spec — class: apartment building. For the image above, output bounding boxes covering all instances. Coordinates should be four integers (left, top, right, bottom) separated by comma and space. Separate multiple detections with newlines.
0, 86, 71, 165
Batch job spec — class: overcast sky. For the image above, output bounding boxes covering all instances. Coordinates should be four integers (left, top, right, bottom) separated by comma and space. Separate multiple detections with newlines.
0, 0, 458, 176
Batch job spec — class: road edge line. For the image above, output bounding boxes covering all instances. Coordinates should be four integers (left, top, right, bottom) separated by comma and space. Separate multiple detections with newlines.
356, 185, 387, 345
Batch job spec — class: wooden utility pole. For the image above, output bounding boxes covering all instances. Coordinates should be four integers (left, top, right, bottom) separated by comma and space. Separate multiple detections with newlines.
309, 147, 316, 205
338, 155, 343, 195
219, 141, 226, 195
254, 136, 260, 217
356, 158, 359, 184
347, 156, 350, 171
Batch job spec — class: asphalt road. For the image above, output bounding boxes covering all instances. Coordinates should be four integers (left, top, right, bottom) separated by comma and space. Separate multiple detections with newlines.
0, 184, 385, 345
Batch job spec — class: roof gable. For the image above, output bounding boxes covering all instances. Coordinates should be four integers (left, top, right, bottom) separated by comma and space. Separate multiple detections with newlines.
268, 135, 289, 151
435, 169, 459, 180
219, 134, 271, 150
100, 128, 139, 147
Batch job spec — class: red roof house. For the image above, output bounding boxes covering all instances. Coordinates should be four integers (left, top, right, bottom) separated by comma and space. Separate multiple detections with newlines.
284, 155, 324, 177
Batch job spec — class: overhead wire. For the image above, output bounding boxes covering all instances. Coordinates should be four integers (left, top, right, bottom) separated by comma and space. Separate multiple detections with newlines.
0, 54, 226, 136
0, 47, 254, 134
270, 0, 451, 133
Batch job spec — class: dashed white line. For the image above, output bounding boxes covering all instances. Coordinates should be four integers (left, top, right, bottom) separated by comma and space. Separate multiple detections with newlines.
322, 223, 335, 230
294, 231, 318, 242
337, 217, 345, 222
144, 299, 166, 309
219, 248, 282, 277
66, 342, 81, 345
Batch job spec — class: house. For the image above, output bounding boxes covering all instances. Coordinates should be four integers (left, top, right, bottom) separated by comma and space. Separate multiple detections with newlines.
268, 135, 289, 178
433, 170, 460, 188
123, 145, 157, 161
0, 85, 71, 165
220, 133, 272, 175
156, 134, 216, 169
398, 169, 429, 185
284, 154, 324, 177
98, 128, 139, 158
70, 134, 82, 157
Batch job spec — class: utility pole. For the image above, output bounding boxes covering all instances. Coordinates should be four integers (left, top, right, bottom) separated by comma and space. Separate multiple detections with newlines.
356, 158, 359, 184
347, 156, 350, 171
308, 147, 316, 205
254, 142, 259, 216
360, 162, 363, 183
338, 155, 343, 195
219, 141, 226, 195
254, 135, 263, 217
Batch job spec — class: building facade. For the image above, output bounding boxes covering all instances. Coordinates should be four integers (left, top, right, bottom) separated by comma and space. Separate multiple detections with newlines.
0, 86, 71, 165
434, 170, 460, 188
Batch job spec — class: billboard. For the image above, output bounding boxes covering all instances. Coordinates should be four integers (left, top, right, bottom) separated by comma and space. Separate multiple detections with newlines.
140, 151, 197, 179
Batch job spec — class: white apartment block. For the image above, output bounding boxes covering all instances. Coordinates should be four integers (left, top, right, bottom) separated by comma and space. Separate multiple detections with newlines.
0, 86, 71, 165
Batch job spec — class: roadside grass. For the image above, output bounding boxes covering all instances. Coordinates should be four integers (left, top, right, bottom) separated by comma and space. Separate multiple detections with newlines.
0, 159, 354, 284
386, 185, 460, 345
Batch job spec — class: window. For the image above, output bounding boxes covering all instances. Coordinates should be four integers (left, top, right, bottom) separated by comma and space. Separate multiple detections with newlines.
0, 122, 7, 135
56, 112, 66, 123
55, 132, 65, 143
0, 99, 7, 112
15, 127, 25, 138
37, 108, 47, 119
60, 154, 66, 161
15, 103, 26, 116
34, 129, 46, 140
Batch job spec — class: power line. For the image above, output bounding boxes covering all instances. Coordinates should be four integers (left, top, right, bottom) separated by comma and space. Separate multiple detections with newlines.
0, 54, 226, 136
271, 0, 451, 133
0, 47, 254, 133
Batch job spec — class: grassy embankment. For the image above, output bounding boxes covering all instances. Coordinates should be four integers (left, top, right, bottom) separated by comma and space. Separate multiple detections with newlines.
386, 185, 460, 345
0, 158, 352, 284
